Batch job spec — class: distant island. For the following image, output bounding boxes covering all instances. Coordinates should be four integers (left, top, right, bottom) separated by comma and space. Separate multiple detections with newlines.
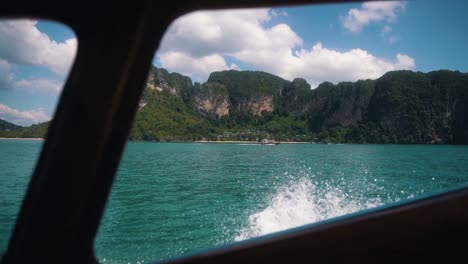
0, 120, 48, 139
1, 67, 467, 144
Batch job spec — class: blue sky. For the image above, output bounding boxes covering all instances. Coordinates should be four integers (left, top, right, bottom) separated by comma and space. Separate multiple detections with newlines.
1, 1, 468, 126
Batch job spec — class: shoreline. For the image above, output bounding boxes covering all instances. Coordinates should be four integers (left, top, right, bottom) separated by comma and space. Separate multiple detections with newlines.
2, 138, 463, 145
129, 139, 311, 144
0, 137, 44, 140
193, 140, 310, 144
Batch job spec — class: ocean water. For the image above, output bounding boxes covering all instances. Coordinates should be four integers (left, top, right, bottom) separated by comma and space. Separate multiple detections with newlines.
0, 139, 43, 252
1, 141, 468, 263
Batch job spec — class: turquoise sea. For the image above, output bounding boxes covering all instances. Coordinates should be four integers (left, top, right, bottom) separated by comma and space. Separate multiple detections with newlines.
1, 140, 468, 263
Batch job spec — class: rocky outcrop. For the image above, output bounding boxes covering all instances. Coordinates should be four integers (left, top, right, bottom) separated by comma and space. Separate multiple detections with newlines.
238, 95, 274, 116
192, 70, 288, 118
307, 80, 375, 131
146, 66, 193, 103
367, 70, 468, 143
193, 82, 230, 118
194, 95, 230, 118
193, 92, 273, 118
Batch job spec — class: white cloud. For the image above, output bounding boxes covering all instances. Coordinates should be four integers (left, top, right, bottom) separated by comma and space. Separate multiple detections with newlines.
159, 52, 231, 81
344, 1, 407, 33
15, 78, 63, 93
0, 103, 50, 126
158, 9, 301, 81
0, 58, 63, 93
159, 9, 274, 58
156, 8, 415, 87
230, 63, 240, 71
0, 20, 77, 76
395, 53, 415, 69
268, 42, 415, 87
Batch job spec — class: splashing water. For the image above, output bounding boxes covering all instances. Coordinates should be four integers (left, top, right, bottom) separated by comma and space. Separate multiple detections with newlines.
235, 177, 382, 241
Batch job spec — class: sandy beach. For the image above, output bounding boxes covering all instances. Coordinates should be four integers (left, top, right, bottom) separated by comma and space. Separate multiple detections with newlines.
193, 140, 310, 144
0, 138, 310, 143
0, 137, 43, 140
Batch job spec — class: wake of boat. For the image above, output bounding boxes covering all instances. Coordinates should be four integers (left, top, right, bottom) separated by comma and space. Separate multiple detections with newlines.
234, 177, 382, 241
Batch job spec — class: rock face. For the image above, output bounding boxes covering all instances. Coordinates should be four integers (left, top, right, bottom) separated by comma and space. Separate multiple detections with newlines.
193, 84, 230, 118
244, 95, 274, 116
194, 97, 230, 118
306, 80, 375, 131
145, 66, 193, 103
367, 70, 468, 143
192, 82, 230, 118
279, 78, 312, 115
145, 68, 281, 118
194, 92, 273, 118
190, 70, 289, 118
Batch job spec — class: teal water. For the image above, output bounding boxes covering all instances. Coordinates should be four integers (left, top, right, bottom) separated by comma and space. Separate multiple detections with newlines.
0, 140, 43, 252
1, 141, 468, 263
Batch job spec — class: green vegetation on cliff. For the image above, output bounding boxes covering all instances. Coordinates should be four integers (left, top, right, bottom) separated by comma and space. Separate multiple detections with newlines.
130, 89, 215, 141
131, 67, 468, 144
208, 70, 288, 105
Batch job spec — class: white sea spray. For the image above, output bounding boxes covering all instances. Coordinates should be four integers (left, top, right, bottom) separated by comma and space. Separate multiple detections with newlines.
235, 177, 382, 241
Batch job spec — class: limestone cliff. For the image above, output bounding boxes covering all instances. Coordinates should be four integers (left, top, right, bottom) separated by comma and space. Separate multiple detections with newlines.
193, 83, 230, 118
306, 79, 375, 131
136, 66, 468, 144
237, 95, 274, 116
145, 66, 193, 103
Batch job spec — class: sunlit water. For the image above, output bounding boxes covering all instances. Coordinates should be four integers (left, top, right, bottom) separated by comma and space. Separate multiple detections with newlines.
1, 141, 468, 263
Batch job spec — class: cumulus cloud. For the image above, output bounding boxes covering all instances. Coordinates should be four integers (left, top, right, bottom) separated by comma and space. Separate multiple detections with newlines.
159, 52, 231, 81
0, 20, 77, 76
0, 103, 50, 126
159, 9, 277, 57
395, 53, 415, 69
158, 9, 302, 81
291, 44, 415, 87
343, 1, 407, 33
0, 58, 63, 93
157, 8, 415, 87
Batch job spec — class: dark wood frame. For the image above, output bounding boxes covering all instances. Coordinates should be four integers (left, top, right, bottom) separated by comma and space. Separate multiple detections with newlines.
1, 1, 467, 263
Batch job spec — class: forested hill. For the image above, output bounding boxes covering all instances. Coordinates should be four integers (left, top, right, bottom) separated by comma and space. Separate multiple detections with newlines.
2, 67, 468, 144
131, 67, 468, 144
0, 120, 49, 138
0, 118, 20, 132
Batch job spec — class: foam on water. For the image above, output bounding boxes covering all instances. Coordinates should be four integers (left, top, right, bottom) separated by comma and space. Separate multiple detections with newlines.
234, 177, 382, 241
